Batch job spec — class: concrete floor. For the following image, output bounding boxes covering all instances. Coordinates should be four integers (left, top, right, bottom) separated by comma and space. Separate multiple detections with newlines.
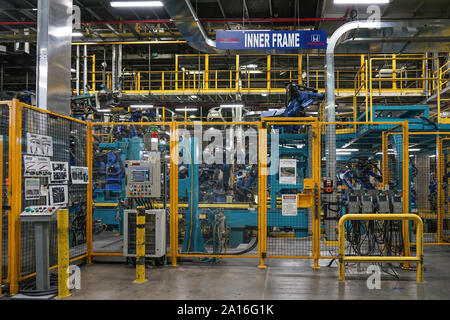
67, 246, 450, 300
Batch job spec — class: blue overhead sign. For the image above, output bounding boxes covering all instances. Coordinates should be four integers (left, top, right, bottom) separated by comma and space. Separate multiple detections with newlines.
216, 30, 327, 50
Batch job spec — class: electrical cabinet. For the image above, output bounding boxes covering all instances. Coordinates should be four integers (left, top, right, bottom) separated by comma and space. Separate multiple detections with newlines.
123, 209, 166, 258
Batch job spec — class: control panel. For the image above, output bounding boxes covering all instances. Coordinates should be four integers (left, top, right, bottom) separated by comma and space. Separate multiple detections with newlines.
20, 205, 61, 222
391, 192, 403, 213
376, 191, 391, 213
361, 191, 374, 213
125, 153, 161, 198
346, 190, 361, 213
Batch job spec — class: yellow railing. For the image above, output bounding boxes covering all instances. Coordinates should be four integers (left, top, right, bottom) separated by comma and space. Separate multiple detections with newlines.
338, 214, 424, 283
74, 53, 429, 97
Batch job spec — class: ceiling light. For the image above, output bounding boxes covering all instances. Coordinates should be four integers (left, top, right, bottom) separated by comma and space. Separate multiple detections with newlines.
130, 105, 154, 108
429, 155, 436, 158
221, 104, 244, 108
408, 148, 421, 152
334, 0, 389, 4
190, 95, 197, 99
190, 115, 196, 118
337, 149, 359, 152
336, 152, 352, 155
175, 108, 197, 112
110, 1, 164, 7
97, 109, 110, 113
261, 93, 268, 97
72, 32, 83, 37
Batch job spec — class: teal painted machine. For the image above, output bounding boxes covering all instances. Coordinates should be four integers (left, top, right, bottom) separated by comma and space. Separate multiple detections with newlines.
93, 136, 143, 235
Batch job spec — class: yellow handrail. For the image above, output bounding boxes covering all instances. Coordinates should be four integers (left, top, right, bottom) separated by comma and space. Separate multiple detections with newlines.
338, 213, 423, 283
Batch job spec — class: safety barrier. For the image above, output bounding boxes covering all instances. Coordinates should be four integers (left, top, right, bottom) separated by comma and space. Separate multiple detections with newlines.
338, 213, 424, 283
2, 100, 89, 295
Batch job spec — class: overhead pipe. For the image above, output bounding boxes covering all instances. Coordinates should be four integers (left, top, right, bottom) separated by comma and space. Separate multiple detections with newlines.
0, 17, 349, 26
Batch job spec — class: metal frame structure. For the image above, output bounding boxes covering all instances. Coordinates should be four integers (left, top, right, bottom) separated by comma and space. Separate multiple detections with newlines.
0, 98, 444, 295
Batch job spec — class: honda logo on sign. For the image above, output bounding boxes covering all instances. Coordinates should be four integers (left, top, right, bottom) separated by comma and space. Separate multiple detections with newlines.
311, 34, 320, 42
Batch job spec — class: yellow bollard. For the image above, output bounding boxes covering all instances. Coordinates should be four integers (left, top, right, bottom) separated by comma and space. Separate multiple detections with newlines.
57, 209, 71, 298
134, 207, 148, 284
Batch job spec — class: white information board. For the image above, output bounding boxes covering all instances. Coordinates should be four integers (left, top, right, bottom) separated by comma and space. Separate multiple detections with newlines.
282, 194, 298, 216
279, 159, 297, 184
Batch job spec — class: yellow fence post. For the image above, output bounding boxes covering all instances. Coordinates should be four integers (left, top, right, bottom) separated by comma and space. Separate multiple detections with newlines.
86, 122, 93, 264
437, 136, 444, 243
313, 122, 321, 269
338, 215, 346, 281
416, 214, 424, 282
57, 209, 71, 298
8, 99, 22, 296
402, 121, 411, 268
91, 54, 96, 92
258, 124, 267, 269
134, 207, 147, 283
170, 121, 179, 267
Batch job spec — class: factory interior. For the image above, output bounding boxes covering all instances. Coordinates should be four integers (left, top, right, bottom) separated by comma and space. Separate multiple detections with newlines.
0, 0, 450, 304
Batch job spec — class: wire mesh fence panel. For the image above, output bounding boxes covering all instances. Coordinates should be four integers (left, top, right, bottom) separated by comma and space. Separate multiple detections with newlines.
20, 106, 87, 277
264, 123, 315, 258
91, 123, 170, 257
0, 103, 9, 280
320, 122, 408, 258
409, 134, 439, 244
176, 123, 259, 257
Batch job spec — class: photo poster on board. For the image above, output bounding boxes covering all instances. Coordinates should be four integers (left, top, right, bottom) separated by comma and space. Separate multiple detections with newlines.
70, 166, 89, 184
49, 185, 68, 205
51, 161, 69, 182
23, 156, 51, 177
24, 178, 41, 200
279, 159, 297, 184
27, 133, 53, 157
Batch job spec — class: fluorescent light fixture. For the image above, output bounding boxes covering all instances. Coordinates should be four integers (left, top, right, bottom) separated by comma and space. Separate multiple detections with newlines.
409, 148, 421, 152
190, 95, 197, 99
110, 1, 164, 7
130, 105, 154, 108
190, 115, 196, 118
71, 68, 76, 73
429, 155, 436, 158
221, 104, 244, 108
336, 152, 352, 155
334, 0, 389, 3
32, 8, 38, 11
72, 32, 83, 37
97, 109, 110, 113
241, 70, 263, 74
261, 93, 268, 97
175, 108, 197, 112
337, 149, 359, 152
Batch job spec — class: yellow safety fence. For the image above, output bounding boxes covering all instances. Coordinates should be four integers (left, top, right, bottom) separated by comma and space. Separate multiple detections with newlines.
0, 99, 438, 296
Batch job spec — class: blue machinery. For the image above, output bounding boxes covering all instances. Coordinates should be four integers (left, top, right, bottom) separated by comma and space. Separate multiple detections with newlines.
93, 136, 143, 235
90, 102, 450, 253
